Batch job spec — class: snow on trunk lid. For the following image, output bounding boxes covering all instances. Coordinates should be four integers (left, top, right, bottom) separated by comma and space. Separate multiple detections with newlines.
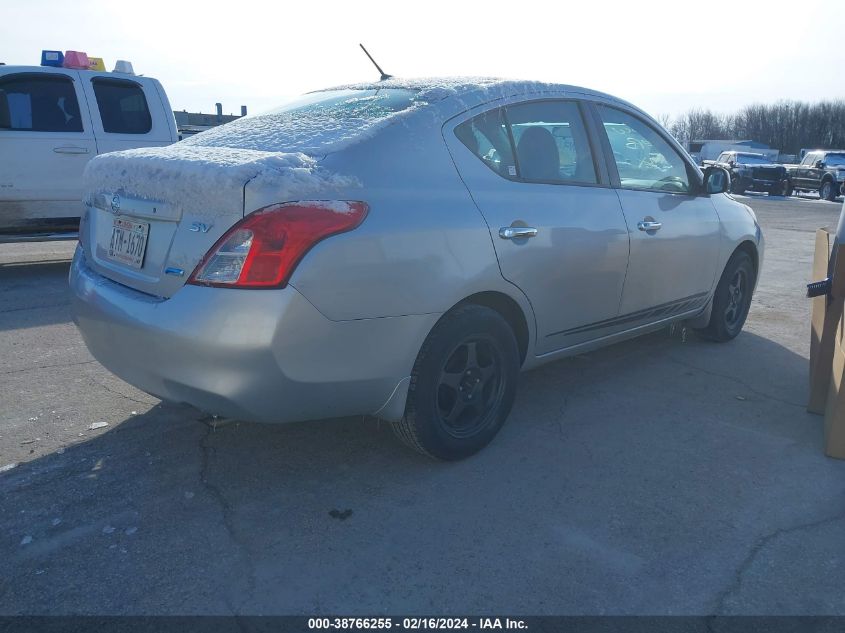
82, 145, 358, 298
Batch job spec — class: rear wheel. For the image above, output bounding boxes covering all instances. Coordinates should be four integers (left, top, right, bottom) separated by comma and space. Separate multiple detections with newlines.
696, 251, 756, 342
393, 305, 519, 460
820, 179, 837, 201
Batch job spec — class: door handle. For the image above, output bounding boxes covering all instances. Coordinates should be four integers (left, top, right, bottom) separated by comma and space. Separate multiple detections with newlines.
637, 220, 662, 232
53, 146, 89, 154
499, 226, 538, 240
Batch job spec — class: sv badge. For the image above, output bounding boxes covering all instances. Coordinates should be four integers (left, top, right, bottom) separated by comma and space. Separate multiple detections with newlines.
189, 222, 212, 233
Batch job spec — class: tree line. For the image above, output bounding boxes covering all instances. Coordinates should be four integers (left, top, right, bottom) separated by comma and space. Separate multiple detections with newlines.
659, 100, 845, 156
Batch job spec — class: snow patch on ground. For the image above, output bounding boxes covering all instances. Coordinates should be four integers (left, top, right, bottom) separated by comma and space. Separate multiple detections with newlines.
84, 146, 359, 216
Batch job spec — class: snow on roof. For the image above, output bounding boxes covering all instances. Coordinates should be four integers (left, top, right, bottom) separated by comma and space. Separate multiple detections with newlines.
180, 77, 600, 157
82, 77, 623, 212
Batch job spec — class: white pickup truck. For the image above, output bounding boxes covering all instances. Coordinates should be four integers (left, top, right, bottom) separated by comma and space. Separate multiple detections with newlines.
0, 64, 178, 241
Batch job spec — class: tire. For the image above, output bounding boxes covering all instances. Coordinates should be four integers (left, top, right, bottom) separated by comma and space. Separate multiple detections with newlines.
393, 304, 519, 460
730, 176, 745, 195
820, 179, 837, 201
783, 181, 794, 196
695, 251, 756, 342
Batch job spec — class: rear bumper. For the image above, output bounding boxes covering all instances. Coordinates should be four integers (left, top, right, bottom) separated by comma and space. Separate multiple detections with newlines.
69, 247, 436, 423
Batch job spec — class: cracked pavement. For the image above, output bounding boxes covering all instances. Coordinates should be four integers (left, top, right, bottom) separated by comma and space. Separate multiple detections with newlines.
1, 195, 845, 615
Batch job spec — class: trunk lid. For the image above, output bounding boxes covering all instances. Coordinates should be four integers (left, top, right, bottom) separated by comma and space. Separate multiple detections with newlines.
81, 145, 330, 298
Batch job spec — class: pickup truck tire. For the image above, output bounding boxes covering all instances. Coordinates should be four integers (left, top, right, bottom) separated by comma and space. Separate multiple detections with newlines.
783, 181, 794, 196
393, 304, 519, 460
820, 179, 837, 202
730, 178, 745, 195
695, 251, 755, 343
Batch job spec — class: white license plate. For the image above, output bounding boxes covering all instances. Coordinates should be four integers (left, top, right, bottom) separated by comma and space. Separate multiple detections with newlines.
107, 218, 149, 269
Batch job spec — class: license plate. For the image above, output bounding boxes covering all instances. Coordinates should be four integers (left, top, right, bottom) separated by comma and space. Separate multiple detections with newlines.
107, 218, 149, 269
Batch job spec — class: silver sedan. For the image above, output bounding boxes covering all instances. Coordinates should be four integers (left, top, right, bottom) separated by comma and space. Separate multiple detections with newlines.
70, 78, 763, 460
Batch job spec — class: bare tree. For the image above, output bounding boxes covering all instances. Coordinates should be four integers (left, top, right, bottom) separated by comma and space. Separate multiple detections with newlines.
663, 100, 845, 154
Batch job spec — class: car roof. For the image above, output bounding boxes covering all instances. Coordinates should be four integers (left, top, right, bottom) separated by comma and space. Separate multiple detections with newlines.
320, 76, 640, 117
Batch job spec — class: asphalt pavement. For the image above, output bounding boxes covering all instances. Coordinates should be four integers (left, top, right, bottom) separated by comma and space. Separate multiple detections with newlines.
1, 193, 844, 615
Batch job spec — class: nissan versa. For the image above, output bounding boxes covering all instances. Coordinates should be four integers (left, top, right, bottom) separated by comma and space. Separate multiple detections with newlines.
69, 78, 763, 460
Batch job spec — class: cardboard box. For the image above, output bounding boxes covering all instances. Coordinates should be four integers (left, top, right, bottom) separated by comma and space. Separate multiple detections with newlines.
808, 229, 839, 414
824, 317, 845, 459
809, 227, 845, 459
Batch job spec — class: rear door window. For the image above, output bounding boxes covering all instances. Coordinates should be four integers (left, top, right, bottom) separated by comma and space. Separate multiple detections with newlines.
0, 73, 83, 132
506, 100, 598, 184
455, 100, 598, 185
92, 78, 152, 134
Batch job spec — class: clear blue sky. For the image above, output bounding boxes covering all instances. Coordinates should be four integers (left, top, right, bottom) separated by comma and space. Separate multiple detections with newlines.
3, 0, 843, 119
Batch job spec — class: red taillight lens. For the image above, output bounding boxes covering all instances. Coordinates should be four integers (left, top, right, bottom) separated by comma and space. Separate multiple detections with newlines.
187, 201, 368, 289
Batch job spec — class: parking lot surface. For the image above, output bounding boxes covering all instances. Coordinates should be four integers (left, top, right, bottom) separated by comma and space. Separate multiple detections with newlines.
1, 193, 844, 615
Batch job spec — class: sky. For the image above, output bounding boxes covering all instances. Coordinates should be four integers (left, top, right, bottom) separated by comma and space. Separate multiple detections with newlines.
2, 0, 844, 120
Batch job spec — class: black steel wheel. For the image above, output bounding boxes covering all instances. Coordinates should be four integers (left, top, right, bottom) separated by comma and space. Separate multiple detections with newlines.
695, 250, 756, 342
393, 304, 519, 460
820, 180, 837, 202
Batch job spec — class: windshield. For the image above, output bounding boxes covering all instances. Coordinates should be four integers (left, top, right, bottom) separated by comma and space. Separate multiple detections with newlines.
735, 154, 771, 165
181, 88, 427, 154
825, 154, 845, 167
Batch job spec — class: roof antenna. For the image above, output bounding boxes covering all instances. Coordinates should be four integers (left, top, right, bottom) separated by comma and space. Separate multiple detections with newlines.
359, 44, 392, 81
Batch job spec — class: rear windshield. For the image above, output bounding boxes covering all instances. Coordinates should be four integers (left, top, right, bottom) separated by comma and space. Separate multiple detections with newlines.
735, 154, 770, 165
181, 88, 427, 154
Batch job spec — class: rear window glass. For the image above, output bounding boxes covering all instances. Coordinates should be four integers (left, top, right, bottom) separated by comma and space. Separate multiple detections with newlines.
735, 154, 770, 165
825, 154, 845, 167
92, 78, 152, 134
268, 89, 424, 118
0, 73, 83, 132
182, 88, 428, 154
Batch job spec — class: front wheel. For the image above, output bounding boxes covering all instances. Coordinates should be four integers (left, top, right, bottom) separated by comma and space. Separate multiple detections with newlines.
393, 305, 519, 460
695, 251, 756, 342
783, 181, 794, 196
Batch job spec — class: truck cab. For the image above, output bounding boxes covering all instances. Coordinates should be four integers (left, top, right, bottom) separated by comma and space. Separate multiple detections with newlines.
0, 64, 178, 240
787, 150, 845, 201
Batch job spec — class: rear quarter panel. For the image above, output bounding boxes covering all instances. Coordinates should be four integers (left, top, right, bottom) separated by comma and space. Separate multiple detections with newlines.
244, 108, 535, 332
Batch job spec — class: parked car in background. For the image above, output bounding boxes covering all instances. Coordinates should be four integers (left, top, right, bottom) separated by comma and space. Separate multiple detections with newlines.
784, 150, 845, 200
70, 78, 763, 460
711, 151, 789, 196
0, 63, 178, 241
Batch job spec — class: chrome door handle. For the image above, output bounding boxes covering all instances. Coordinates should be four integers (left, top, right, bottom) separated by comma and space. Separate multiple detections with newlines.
499, 226, 538, 240
637, 220, 662, 232
53, 146, 89, 154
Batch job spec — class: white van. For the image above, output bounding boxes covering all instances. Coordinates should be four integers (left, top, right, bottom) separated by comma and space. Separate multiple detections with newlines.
0, 64, 178, 240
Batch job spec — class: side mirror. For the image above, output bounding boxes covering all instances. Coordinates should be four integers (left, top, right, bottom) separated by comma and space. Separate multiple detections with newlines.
0, 90, 10, 129
728, 160, 736, 168
815, 160, 824, 169
703, 165, 729, 195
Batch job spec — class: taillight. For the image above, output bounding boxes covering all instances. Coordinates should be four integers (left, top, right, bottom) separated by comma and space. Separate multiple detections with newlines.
187, 201, 368, 289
